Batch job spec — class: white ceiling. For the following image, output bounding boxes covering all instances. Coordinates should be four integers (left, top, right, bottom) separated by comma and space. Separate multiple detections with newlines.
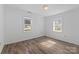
5, 4, 79, 16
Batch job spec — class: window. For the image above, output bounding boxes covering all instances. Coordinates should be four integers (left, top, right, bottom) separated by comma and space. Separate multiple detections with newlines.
24, 17, 32, 32
53, 20, 62, 32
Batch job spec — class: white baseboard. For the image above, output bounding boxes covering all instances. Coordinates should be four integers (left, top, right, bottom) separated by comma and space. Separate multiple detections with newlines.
46, 34, 79, 46
0, 44, 4, 54
5, 34, 45, 45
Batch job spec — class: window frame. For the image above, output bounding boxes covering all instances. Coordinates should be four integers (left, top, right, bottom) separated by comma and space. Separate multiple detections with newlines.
24, 17, 32, 32
53, 20, 62, 32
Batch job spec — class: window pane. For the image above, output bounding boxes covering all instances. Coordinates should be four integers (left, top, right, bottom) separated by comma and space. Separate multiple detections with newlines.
24, 24, 31, 32
53, 20, 62, 32
24, 20, 31, 24
24, 17, 32, 32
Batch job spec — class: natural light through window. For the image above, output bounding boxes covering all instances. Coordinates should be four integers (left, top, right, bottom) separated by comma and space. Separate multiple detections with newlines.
53, 20, 62, 32
40, 40, 56, 48
24, 17, 32, 32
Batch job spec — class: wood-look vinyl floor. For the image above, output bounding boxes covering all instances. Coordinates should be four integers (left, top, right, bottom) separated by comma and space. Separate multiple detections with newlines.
1, 36, 79, 54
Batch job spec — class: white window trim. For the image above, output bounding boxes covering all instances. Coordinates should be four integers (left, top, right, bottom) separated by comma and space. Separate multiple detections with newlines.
53, 21, 62, 32
24, 17, 32, 32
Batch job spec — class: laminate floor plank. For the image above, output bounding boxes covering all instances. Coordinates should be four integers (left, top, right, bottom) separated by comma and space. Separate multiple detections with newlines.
2, 36, 79, 54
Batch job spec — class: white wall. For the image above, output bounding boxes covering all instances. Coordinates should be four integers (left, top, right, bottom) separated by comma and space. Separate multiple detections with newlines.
4, 5, 79, 46
0, 5, 4, 53
45, 7, 79, 45
4, 6, 44, 44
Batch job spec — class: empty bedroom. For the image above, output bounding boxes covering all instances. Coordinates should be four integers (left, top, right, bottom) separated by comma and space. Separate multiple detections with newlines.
0, 4, 79, 54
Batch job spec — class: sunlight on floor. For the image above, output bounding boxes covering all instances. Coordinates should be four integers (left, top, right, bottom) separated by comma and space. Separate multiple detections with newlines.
40, 40, 56, 48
